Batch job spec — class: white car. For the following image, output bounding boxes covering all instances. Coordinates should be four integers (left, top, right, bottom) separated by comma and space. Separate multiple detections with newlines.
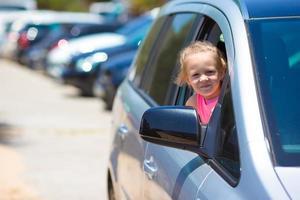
0, 10, 104, 60
45, 8, 159, 80
107, 0, 300, 199
46, 32, 126, 79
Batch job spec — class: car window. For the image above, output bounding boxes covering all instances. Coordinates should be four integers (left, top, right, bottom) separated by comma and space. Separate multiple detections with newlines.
249, 18, 300, 166
129, 16, 165, 86
179, 68, 240, 182
143, 13, 200, 105
176, 19, 240, 182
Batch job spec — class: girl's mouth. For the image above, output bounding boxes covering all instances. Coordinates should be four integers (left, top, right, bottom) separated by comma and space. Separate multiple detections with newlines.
200, 84, 211, 90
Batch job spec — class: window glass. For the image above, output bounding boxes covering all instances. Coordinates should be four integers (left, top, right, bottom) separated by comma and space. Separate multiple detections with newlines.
146, 13, 198, 105
175, 19, 240, 179
129, 17, 165, 86
248, 18, 300, 166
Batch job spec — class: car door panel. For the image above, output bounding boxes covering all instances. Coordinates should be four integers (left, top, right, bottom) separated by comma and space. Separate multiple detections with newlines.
140, 11, 208, 200
197, 171, 243, 200
144, 145, 212, 200
116, 81, 150, 200
141, 7, 240, 200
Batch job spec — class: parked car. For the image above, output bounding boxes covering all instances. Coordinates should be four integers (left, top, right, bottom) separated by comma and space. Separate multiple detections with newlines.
14, 12, 110, 65
58, 9, 158, 96
20, 22, 122, 69
0, 10, 104, 61
107, 0, 300, 199
93, 49, 137, 109
0, 11, 28, 48
0, 10, 56, 59
46, 31, 126, 81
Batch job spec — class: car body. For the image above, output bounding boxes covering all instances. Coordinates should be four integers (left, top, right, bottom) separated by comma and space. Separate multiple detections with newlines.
0, 11, 29, 49
58, 9, 158, 96
107, 0, 300, 199
46, 32, 126, 79
0, 10, 56, 59
20, 22, 122, 69
0, 10, 104, 61
46, 13, 153, 78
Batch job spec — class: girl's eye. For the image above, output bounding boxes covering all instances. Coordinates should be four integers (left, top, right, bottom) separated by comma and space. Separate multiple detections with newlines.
192, 73, 199, 78
206, 70, 216, 75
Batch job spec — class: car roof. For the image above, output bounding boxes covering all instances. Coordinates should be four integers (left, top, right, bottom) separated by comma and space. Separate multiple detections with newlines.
236, 0, 300, 19
169, 0, 300, 20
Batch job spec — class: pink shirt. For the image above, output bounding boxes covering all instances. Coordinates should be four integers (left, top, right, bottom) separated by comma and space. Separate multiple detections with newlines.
196, 94, 219, 124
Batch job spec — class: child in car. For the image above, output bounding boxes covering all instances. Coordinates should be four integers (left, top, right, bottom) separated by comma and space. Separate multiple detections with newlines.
176, 41, 227, 124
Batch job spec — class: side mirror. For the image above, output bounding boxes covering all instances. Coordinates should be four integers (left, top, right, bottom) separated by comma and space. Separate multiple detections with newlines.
139, 106, 209, 157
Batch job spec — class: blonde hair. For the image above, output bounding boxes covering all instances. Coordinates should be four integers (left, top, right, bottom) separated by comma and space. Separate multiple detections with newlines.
175, 41, 227, 86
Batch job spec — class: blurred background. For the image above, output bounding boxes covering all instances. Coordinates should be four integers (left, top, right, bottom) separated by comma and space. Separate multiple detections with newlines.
0, 0, 166, 109
37, 0, 165, 16
0, 0, 165, 199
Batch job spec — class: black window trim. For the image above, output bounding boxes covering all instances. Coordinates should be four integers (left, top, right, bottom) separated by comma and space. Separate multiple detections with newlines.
209, 159, 239, 187
128, 79, 158, 107
207, 72, 241, 187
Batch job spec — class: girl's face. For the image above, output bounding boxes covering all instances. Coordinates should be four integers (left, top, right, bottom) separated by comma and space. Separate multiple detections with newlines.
186, 51, 224, 99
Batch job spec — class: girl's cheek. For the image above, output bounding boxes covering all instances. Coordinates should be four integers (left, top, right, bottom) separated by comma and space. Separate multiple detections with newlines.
191, 79, 198, 84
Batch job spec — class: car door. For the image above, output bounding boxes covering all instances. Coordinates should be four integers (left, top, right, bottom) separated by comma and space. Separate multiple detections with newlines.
142, 4, 241, 200
115, 16, 166, 200
140, 12, 213, 200
115, 13, 201, 199
192, 7, 242, 200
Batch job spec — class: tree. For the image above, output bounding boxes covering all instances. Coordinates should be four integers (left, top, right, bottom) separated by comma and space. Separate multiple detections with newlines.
36, 0, 166, 15
37, 0, 92, 12
129, 0, 165, 15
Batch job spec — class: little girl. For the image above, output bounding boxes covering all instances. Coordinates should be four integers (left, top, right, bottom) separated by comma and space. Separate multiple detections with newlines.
176, 41, 227, 124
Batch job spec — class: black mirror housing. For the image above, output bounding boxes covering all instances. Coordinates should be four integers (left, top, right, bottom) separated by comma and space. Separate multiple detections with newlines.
139, 106, 207, 156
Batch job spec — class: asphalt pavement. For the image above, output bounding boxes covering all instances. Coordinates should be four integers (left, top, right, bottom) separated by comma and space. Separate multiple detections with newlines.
0, 59, 112, 200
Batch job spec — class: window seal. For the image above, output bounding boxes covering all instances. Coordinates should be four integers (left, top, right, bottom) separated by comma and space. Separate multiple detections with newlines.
208, 159, 239, 187
128, 80, 158, 107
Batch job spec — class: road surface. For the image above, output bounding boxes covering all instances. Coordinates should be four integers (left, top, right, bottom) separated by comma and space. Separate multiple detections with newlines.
0, 59, 112, 200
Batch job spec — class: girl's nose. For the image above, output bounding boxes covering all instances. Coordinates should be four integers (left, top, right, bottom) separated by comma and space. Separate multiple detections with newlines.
199, 74, 209, 81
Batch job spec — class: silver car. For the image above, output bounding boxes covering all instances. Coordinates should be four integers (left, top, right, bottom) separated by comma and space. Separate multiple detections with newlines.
107, 0, 300, 199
